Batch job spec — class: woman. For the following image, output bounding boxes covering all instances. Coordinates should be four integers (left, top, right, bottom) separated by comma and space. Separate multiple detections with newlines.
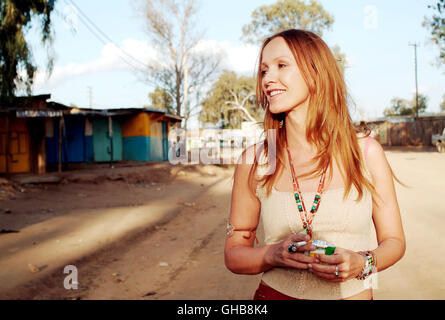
224, 29, 406, 300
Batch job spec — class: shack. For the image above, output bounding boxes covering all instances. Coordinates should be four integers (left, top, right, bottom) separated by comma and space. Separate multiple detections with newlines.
1, 98, 183, 175
0, 95, 68, 175
122, 108, 181, 162
45, 106, 95, 167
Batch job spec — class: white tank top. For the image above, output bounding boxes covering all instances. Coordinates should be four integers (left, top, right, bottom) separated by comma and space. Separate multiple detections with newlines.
255, 138, 375, 299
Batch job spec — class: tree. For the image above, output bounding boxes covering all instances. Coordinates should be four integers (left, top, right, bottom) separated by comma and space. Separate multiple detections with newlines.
423, 0, 445, 66
144, 0, 220, 128
383, 98, 410, 117
241, 0, 334, 44
147, 87, 175, 114
199, 70, 263, 129
415, 94, 428, 115
241, 0, 347, 72
0, 0, 56, 101
383, 94, 428, 117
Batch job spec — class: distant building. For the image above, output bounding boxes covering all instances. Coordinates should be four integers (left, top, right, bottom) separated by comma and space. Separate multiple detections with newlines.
0, 95, 68, 174
122, 108, 181, 162
363, 114, 445, 146
1, 95, 182, 175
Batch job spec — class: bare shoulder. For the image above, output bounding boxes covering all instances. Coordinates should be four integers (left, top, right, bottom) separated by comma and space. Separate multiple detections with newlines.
364, 136, 385, 159
234, 144, 263, 192
359, 137, 390, 181
230, 145, 262, 231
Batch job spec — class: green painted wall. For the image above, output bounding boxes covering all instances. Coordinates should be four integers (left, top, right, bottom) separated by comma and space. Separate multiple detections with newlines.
93, 118, 123, 162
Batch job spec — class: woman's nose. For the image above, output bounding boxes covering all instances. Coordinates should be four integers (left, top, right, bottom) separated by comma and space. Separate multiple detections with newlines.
263, 68, 277, 86
263, 72, 276, 88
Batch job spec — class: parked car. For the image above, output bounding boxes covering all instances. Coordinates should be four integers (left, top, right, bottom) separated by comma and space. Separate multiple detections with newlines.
432, 128, 445, 153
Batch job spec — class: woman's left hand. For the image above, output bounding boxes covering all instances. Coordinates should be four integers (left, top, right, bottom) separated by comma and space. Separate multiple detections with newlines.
308, 247, 365, 282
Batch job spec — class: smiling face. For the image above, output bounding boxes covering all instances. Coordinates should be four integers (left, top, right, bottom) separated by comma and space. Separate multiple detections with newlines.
260, 36, 310, 114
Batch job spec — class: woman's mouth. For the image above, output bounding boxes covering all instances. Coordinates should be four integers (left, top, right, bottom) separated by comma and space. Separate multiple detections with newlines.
268, 89, 286, 99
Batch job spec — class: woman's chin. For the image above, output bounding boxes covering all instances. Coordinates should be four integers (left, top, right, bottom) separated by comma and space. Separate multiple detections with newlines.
269, 105, 290, 114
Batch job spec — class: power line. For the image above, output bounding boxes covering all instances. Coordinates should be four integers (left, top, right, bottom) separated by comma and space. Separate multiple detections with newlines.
67, 0, 151, 70
64, 0, 152, 74
408, 42, 420, 118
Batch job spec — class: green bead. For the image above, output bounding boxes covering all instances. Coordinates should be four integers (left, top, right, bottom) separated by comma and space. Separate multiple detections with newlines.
298, 205, 303, 211
315, 195, 320, 200
296, 199, 301, 203
312, 206, 316, 211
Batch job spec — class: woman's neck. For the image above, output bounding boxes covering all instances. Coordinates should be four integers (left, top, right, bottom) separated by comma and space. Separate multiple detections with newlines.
284, 103, 315, 153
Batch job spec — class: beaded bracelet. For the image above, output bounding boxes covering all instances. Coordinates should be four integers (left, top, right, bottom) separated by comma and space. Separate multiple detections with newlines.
356, 250, 376, 280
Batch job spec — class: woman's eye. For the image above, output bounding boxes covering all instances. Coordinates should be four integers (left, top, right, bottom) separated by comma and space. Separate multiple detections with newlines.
261, 70, 268, 75
278, 63, 287, 68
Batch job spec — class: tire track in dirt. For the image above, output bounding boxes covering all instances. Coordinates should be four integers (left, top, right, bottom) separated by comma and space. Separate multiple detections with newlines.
1, 168, 233, 300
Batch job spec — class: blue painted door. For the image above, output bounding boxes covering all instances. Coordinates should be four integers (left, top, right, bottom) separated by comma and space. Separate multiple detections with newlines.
162, 122, 168, 161
65, 118, 85, 162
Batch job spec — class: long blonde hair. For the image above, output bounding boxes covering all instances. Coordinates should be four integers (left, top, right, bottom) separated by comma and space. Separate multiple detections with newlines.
251, 29, 375, 201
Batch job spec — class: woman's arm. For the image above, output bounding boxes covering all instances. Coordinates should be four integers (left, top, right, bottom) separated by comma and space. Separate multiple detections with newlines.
365, 138, 406, 271
224, 149, 315, 275
311, 138, 406, 281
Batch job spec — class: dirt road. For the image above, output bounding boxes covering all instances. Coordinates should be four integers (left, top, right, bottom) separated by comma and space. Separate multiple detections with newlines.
0, 148, 444, 300
0, 162, 260, 300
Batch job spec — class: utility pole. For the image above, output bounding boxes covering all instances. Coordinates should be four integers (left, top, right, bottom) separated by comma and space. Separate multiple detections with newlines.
408, 42, 420, 118
87, 86, 93, 108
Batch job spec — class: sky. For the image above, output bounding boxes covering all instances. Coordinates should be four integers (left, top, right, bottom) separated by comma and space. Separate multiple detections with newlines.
26, 0, 445, 128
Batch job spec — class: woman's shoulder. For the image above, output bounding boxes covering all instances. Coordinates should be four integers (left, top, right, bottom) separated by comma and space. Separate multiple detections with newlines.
235, 142, 267, 168
357, 134, 384, 154
356, 134, 386, 179
232, 144, 262, 199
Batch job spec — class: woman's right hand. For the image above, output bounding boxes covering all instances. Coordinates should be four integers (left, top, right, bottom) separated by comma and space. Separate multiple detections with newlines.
264, 233, 317, 270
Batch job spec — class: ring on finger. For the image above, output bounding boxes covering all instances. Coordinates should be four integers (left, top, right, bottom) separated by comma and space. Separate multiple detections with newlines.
287, 241, 307, 253
334, 265, 340, 277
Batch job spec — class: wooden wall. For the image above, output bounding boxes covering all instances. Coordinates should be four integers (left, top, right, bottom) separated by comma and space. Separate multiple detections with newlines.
370, 117, 445, 146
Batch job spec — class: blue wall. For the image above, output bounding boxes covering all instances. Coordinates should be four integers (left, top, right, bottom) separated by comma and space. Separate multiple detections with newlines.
123, 136, 150, 161
123, 136, 166, 162
46, 117, 91, 163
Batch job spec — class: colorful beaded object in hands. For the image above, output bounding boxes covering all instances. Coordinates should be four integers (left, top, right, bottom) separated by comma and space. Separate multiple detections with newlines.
286, 146, 327, 238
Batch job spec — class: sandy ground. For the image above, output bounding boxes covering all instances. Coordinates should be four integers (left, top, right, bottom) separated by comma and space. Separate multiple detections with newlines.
0, 147, 444, 300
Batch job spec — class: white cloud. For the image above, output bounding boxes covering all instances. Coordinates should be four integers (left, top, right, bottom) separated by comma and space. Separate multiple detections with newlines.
33, 39, 158, 90
194, 40, 260, 75
33, 39, 260, 92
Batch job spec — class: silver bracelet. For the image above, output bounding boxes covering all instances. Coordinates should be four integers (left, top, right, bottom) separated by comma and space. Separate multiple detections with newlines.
356, 252, 374, 280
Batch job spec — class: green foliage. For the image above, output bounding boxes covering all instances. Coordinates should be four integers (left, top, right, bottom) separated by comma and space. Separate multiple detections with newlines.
383, 98, 410, 117
147, 87, 175, 114
0, 0, 56, 100
423, 0, 445, 66
383, 94, 428, 117
241, 0, 334, 45
199, 70, 262, 129
240, 0, 346, 72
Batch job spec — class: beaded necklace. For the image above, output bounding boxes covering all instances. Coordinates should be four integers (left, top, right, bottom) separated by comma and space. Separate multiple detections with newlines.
286, 147, 327, 238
